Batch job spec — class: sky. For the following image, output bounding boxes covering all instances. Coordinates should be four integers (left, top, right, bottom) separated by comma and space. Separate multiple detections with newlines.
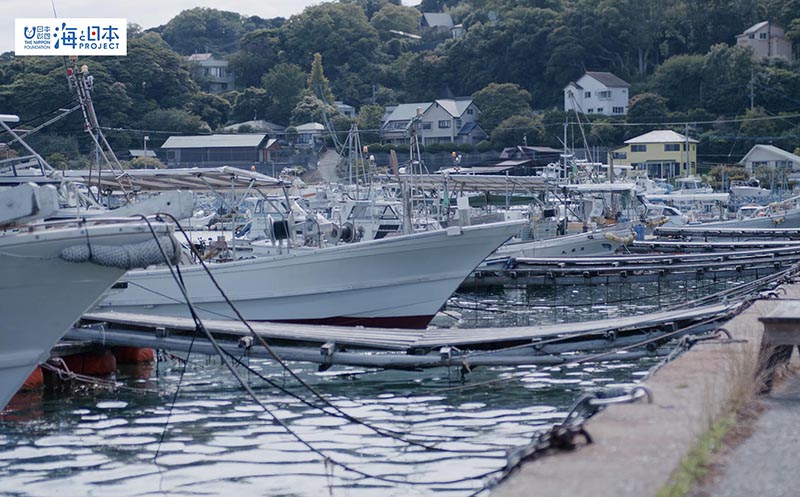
1, 0, 419, 53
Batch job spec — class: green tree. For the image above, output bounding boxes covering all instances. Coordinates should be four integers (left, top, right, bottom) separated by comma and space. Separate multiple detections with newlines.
626, 92, 669, 134
128, 156, 166, 169
700, 44, 754, 115
160, 8, 248, 55
471, 82, 532, 131
370, 3, 420, 40
230, 87, 272, 122
290, 92, 338, 125
187, 92, 231, 129
356, 104, 385, 144
308, 53, 335, 104
228, 29, 283, 88
490, 114, 544, 148
139, 108, 210, 134
281, 3, 380, 97
261, 63, 306, 126
651, 54, 706, 112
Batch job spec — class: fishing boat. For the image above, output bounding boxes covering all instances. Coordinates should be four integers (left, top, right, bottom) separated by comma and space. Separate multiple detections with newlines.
96, 220, 526, 328
0, 183, 178, 410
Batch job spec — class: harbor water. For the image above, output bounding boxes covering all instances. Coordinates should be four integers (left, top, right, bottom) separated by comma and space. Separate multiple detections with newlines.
0, 279, 748, 497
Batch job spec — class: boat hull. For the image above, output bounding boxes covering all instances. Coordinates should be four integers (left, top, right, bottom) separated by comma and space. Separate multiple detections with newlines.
97, 221, 525, 328
0, 222, 174, 410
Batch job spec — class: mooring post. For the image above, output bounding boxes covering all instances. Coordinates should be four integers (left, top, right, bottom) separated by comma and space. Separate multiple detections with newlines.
757, 301, 800, 393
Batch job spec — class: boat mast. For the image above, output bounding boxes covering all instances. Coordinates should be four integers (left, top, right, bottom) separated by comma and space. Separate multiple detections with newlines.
66, 57, 131, 197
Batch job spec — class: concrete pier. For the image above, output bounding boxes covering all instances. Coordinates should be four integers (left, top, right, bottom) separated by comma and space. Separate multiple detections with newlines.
493, 285, 800, 497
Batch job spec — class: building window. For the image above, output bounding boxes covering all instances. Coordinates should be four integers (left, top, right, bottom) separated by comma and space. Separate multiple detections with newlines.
748, 33, 755, 39
613, 106, 624, 114
467, 108, 474, 115
631, 144, 647, 152
422, 122, 431, 130
664, 144, 680, 151
596, 107, 604, 113
438, 120, 451, 128
598, 90, 611, 99
584, 91, 591, 98
587, 109, 594, 113
454, 118, 462, 129
612, 152, 627, 160
759, 32, 767, 39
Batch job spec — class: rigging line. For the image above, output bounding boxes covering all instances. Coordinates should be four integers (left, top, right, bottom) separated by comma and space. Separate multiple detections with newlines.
220, 349, 494, 450
138, 216, 502, 488
161, 217, 504, 448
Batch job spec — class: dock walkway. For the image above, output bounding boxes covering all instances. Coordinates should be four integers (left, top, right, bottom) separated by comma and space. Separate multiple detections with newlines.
492, 283, 800, 497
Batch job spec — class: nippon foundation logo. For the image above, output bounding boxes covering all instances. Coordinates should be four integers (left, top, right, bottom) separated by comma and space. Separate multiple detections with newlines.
15, 18, 127, 56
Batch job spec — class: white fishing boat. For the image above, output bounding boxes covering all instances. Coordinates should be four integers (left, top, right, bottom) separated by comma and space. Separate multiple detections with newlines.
0, 183, 178, 410
705, 196, 800, 229
492, 226, 634, 259
96, 220, 526, 328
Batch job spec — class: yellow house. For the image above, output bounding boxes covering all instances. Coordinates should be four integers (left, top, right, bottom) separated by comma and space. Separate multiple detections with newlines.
609, 130, 698, 179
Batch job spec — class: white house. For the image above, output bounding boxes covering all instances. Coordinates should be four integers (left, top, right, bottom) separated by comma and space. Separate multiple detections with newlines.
381, 98, 487, 146
736, 21, 793, 61
564, 72, 630, 116
740, 144, 800, 174
335, 101, 356, 118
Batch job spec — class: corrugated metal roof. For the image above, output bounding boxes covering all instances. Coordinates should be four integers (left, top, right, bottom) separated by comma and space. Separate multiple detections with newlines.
161, 134, 268, 149
584, 71, 630, 88
625, 130, 699, 144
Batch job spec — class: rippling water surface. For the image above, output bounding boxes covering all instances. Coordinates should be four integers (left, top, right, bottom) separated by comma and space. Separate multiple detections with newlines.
0, 279, 744, 497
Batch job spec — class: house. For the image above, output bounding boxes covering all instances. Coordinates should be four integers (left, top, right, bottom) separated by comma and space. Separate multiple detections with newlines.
608, 130, 698, 179
564, 72, 630, 116
187, 53, 235, 93
736, 21, 793, 61
740, 144, 800, 174
160, 134, 279, 168
292, 122, 326, 148
420, 13, 454, 34
380, 98, 487, 146
335, 101, 356, 118
222, 120, 285, 134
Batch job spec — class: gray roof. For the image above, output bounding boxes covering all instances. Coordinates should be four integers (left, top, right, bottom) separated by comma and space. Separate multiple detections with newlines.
744, 21, 770, 34
625, 130, 698, 144
436, 98, 474, 117
422, 13, 454, 28
740, 144, 800, 164
383, 103, 432, 124
584, 71, 630, 88
161, 134, 268, 149
294, 122, 325, 132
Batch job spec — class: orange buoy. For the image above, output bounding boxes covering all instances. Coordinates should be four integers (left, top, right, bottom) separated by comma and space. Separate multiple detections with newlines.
111, 346, 155, 364
20, 366, 44, 391
62, 350, 117, 376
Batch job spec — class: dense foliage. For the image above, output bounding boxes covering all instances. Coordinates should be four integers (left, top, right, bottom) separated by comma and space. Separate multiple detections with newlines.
0, 0, 798, 166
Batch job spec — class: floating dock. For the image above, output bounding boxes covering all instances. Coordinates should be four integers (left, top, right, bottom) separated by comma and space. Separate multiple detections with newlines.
63, 304, 733, 371
464, 246, 800, 287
